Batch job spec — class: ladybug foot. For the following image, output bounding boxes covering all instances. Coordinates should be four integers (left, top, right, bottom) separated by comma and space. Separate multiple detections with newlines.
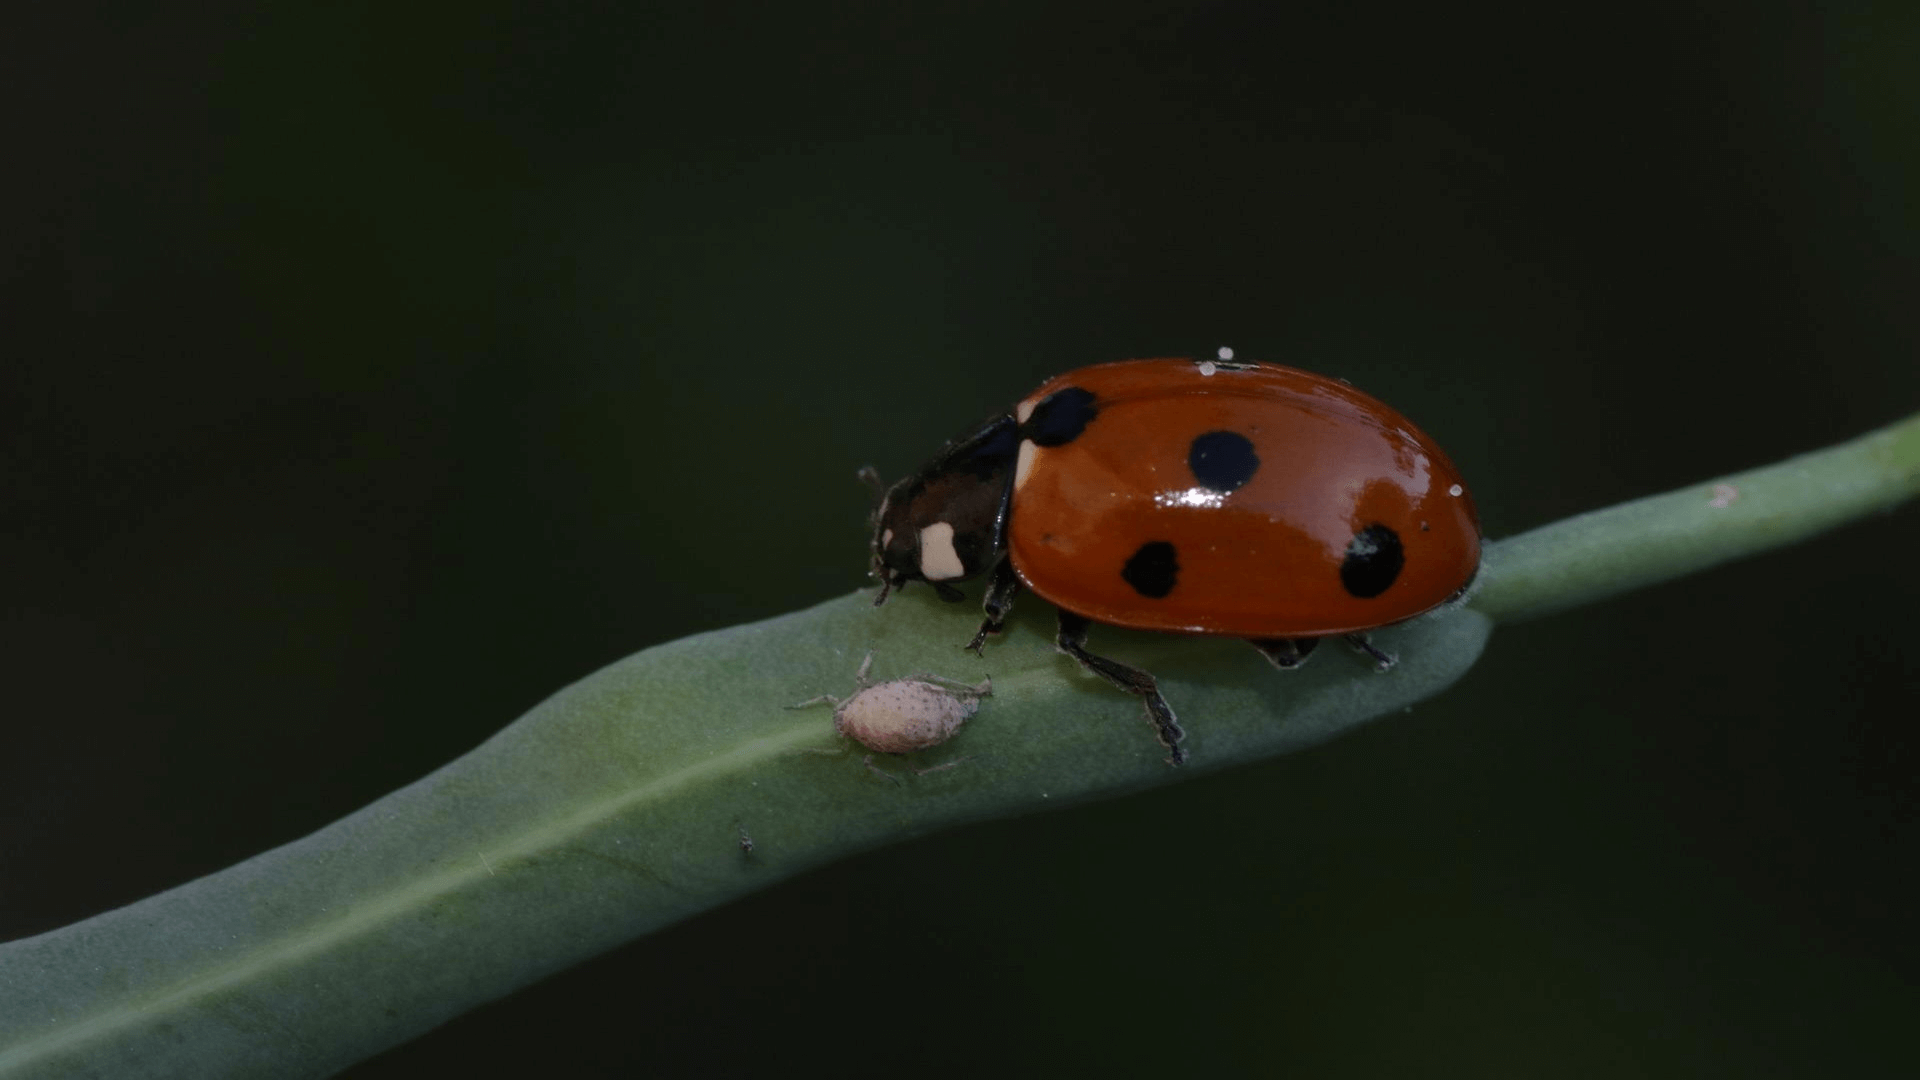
964, 621, 998, 656
1248, 634, 1395, 673
966, 558, 1024, 656
1246, 636, 1321, 670
1343, 632, 1396, 672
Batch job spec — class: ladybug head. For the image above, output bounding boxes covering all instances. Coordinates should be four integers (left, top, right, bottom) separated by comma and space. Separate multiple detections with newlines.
866, 473, 969, 606
861, 414, 1020, 607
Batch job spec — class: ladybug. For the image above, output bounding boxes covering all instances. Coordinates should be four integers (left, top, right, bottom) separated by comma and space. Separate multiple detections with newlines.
866, 353, 1480, 766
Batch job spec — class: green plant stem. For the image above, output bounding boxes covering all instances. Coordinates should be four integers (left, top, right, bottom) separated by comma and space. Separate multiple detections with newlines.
1, 412, 1915, 1079
1470, 411, 1920, 623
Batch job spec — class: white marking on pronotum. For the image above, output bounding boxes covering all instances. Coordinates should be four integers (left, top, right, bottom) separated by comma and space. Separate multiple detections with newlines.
880, 527, 893, 548
1012, 391, 1045, 488
917, 522, 966, 580
1014, 438, 1037, 490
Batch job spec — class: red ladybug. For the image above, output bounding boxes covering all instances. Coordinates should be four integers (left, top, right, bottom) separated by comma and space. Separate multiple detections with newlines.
867, 353, 1480, 765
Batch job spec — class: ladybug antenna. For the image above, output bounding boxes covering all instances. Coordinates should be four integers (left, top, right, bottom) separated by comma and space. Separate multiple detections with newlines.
861, 465, 904, 606
868, 541, 900, 607
856, 466, 887, 512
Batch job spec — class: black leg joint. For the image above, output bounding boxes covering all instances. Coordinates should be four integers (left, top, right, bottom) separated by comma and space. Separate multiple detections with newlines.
1054, 610, 1187, 766
1247, 636, 1320, 670
1343, 632, 1396, 671
966, 559, 1022, 655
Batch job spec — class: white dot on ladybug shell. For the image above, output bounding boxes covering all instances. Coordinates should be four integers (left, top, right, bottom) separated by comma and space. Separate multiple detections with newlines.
918, 522, 966, 581
1448, 483, 1463, 497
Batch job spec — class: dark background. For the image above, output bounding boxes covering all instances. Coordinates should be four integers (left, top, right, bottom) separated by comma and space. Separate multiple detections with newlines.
5, 3, 1918, 1076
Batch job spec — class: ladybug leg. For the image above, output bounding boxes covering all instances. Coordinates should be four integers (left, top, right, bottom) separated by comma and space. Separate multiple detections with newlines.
1055, 610, 1188, 766
1246, 637, 1320, 670
1342, 632, 1396, 672
965, 558, 1022, 655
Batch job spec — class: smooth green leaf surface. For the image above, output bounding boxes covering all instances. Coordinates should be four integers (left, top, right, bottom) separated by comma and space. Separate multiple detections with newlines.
0, 590, 1490, 1079
3, 410, 1915, 1079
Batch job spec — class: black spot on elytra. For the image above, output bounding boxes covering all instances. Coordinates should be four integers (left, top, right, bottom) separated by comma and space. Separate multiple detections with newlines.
1187, 430, 1260, 493
1121, 541, 1180, 599
1022, 387, 1098, 447
1340, 524, 1403, 598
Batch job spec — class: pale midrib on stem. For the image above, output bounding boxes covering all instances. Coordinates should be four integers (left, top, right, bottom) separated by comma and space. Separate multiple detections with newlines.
3, 412, 1915, 1078
0, 722, 825, 1073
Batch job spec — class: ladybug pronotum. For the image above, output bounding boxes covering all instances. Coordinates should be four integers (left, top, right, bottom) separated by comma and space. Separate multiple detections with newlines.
866, 353, 1481, 765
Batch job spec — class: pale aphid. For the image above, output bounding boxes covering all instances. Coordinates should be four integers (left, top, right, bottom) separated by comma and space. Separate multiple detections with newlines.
789, 652, 991, 756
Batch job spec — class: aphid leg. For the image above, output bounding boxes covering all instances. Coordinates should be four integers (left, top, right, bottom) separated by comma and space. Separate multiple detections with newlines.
787, 652, 875, 709
1343, 632, 1396, 672
861, 753, 904, 784
902, 674, 993, 699
1245, 636, 1320, 670
795, 743, 855, 758
1055, 610, 1187, 766
966, 559, 1022, 655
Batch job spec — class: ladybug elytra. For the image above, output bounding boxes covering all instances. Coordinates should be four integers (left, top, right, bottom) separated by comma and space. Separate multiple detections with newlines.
867, 354, 1480, 765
